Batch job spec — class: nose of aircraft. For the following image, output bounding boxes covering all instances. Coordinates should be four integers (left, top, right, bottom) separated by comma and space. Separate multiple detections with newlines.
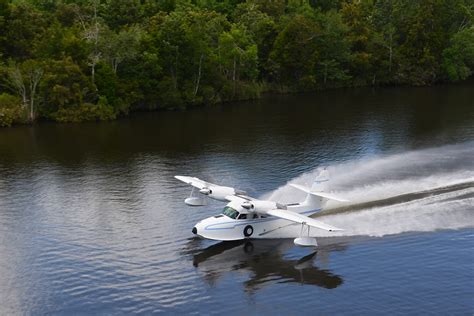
192, 227, 197, 235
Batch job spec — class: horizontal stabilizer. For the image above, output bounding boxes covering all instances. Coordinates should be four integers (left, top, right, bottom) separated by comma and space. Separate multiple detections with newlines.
290, 183, 349, 202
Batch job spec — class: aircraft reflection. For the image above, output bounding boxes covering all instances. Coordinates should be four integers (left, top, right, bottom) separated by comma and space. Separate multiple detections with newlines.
187, 239, 345, 291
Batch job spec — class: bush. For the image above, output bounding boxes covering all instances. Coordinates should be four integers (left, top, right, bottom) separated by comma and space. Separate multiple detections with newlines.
157, 77, 185, 109
0, 93, 27, 127
50, 97, 116, 123
219, 80, 262, 102
39, 58, 98, 116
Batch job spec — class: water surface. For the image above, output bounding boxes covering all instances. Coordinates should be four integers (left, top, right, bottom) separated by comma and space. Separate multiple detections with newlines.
0, 82, 473, 314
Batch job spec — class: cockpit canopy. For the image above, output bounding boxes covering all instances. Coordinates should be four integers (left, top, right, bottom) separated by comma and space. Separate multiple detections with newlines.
222, 206, 260, 220
222, 206, 239, 219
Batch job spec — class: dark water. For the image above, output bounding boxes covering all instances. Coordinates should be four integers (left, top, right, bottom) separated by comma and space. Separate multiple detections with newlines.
0, 82, 473, 315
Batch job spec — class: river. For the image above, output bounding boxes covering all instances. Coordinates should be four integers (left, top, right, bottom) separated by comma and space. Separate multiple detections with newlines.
0, 82, 473, 314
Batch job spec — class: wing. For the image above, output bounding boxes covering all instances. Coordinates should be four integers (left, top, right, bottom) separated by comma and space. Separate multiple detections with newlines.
175, 175, 252, 202
265, 209, 343, 232
175, 175, 213, 190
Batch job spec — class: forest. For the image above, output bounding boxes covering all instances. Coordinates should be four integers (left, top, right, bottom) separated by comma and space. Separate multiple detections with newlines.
0, 0, 473, 126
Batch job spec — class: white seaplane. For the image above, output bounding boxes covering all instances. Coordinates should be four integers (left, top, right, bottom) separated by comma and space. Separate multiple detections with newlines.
175, 172, 348, 247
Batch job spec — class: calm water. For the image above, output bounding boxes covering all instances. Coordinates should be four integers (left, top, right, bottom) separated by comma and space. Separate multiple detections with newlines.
0, 82, 473, 315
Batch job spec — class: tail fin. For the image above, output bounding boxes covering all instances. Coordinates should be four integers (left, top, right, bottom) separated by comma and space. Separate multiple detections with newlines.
311, 168, 329, 192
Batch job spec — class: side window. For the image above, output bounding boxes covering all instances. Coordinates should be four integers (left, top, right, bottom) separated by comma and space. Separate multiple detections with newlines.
239, 214, 247, 220
253, 214, 258, 219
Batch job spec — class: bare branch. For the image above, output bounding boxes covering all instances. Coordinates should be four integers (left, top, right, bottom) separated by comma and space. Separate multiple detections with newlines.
7, 67, 28, 108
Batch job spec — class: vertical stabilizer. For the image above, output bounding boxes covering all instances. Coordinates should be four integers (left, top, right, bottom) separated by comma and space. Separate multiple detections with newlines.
291, 168, 347, 209
310, 168, 329, 192
304, 168, 329, 208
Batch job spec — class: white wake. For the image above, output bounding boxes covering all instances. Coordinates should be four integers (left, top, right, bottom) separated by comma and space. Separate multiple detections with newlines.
265, 142, 474, 237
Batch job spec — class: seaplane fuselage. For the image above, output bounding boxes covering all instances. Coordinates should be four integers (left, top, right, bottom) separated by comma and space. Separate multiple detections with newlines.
192, 200, 323, 241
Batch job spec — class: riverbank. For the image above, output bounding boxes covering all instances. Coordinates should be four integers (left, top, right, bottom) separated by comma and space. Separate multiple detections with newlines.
1, 76, 473, 129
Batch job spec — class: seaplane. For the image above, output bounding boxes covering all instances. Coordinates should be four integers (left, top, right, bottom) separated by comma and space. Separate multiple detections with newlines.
175, 170, 349, 247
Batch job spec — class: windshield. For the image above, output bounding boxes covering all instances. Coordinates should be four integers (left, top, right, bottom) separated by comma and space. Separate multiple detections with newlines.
222, 206, 239, 219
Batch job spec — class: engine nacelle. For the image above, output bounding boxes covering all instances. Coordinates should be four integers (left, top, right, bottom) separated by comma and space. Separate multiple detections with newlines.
199, 188, 211, 195
241, 200, 277, 212
206, 186, 235, 201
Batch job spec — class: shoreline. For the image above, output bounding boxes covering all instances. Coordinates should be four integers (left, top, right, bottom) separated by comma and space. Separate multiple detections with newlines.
2, 78, 473, 129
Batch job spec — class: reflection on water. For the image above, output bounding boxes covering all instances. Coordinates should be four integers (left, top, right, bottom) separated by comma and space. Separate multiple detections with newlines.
188, 239, 344, 291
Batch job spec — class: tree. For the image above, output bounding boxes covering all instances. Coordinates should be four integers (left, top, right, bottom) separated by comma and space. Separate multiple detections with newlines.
247, 0, 285, 18
234, 3, 277, 79
183, 9, 227, 101
0, 0, 10, 58
103, 0, 143, 30
100, 26, 142, 74
40, 58, 96, 113
340, 0, 375, 84
269, 15, 320, 89
219, 25, 258, 98
77, 0, 102, 84
442, 26, 474, 81
3, 2, 48, 60
393, 0, 450, 85
149, 7, 229, 106
372, 0, 400, 80
6, 61, 43, 121
316, 10, 351, 86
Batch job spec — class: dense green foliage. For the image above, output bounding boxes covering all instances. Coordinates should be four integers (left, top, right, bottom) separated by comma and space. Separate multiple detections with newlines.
0, 0, 473, 125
